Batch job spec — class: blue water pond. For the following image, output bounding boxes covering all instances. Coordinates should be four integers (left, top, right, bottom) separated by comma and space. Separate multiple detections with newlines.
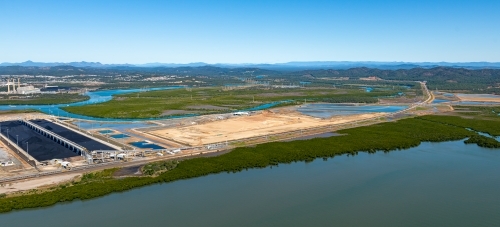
129, 141, 165, 150
110, 134, 130, 139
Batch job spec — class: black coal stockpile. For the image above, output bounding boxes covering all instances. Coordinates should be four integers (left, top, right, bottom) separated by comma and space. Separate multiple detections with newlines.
0, 121, 78, 161
30, 120, 115, 151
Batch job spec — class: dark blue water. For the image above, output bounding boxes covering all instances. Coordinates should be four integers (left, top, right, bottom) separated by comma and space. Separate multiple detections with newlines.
110, 134, 130, 139
98, 130, 114, 134
129, 141, 165, 149
1, 141, 499, 227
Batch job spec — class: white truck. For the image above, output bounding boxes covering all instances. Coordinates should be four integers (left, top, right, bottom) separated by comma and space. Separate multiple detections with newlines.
0, 161, 14, 166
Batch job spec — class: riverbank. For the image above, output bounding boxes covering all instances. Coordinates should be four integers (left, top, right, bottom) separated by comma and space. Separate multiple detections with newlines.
2, 140, 498, 227
1, 114, 499, 213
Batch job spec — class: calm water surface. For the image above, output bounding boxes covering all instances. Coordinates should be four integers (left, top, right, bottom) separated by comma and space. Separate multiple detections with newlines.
298, 103, 407, 118
432, 99, 450, 104
1, 141, 499, 227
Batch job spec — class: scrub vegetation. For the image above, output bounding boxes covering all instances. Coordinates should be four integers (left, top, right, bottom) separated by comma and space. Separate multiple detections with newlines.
142, 160, 179, 176
2, 65, 500, 93
0, 93, 89, 105
62, 86, 407, 119
464, 135, 500, 148
1, 114, 499, 213
0, 109, 40, 115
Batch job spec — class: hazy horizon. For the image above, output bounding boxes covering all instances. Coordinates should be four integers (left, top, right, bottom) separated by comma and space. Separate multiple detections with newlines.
2, 60, 500, 65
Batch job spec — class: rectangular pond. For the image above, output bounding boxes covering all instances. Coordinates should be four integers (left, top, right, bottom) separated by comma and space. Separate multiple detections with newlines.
432, 99, 450, 104
129, 141, 165, 150
297, 104, 407, 118
99, 130, 114, 134
110, 134, 130, 139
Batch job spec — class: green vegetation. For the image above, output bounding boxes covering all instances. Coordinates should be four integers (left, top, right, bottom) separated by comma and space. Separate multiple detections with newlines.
1, 115, 499, 213
0, 109, 40, 115
464, 135, 500, 148
77, 169, 118, 184
420, 114, 500, 136
1, 66, 499, 93
142, 160, 179, 176
294, 67, 500, 93
452, 106, 500, 119
0, 94, 89, 105
63, 86, 403, 119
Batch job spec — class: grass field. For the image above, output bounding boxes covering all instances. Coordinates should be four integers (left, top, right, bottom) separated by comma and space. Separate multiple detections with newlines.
63, 86, 407, 119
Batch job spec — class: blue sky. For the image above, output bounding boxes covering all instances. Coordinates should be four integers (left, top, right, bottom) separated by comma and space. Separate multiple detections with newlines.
1, 0, 499, 64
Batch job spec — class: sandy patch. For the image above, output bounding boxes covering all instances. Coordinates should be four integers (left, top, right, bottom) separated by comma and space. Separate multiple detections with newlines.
147, 111, 383, 146
0, 173, 81, 194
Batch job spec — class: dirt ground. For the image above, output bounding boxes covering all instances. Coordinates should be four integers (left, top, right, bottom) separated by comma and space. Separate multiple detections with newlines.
456, 94, 500, 102
0, 173, 81, 194
147, 111, 384, 146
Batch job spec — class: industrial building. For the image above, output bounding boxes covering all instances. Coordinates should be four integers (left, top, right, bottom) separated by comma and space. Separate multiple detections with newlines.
3, 78, 41, 94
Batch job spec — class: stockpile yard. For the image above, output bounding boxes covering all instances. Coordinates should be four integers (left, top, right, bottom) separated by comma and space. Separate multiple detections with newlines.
30, 119, 116, 151
0, 120, 79, 161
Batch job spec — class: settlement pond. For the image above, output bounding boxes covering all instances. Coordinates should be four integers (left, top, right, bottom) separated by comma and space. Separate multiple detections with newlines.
1, 140, 499, 227
129, 141, 165, 150
298, 103, 407, 118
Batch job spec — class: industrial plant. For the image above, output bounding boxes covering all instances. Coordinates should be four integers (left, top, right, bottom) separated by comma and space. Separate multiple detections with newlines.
3, 78, 41, 94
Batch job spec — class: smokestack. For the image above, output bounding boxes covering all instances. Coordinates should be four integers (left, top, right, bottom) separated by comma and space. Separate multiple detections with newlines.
7, 79, 10, 93
17, 78, 20, 91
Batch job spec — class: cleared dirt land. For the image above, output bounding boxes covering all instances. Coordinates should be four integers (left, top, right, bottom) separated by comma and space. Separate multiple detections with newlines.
146, 110, 384, 146
0, 173, 81, 194
456, 94, 500, 102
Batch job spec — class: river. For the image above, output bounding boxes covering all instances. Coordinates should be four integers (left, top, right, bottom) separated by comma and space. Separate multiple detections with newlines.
1, 140, 499, 226
0, 87, 184, 121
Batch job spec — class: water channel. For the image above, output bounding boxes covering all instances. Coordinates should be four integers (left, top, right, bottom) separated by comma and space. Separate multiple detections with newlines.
0, 87, 410, 122
1, 140, 499, 226
0, 87, 184, 121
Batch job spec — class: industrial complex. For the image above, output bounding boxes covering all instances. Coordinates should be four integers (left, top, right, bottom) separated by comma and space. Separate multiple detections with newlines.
2, 78, 40, 94
0, 81, 437, 192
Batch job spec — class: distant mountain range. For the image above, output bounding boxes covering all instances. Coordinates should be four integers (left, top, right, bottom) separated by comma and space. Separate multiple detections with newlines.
1, 60, 500, 70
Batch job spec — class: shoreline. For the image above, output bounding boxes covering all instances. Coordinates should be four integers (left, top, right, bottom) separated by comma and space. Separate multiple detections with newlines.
1, 115, 498, 213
